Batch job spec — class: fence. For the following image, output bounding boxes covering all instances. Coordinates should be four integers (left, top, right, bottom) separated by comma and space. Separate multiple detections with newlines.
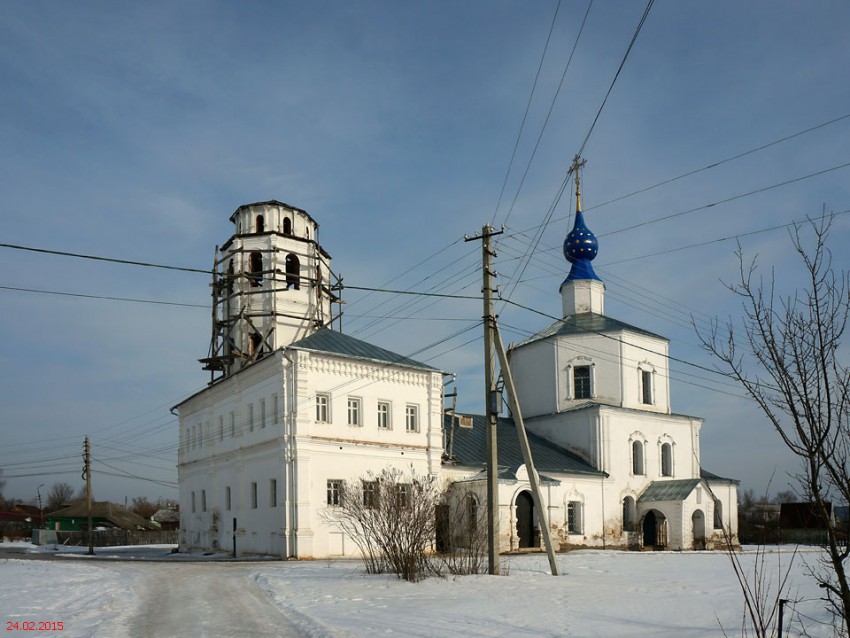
33, 528, 177, 547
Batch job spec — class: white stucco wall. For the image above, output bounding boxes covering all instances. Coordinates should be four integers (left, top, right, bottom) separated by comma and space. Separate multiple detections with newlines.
177, 348, 444, 559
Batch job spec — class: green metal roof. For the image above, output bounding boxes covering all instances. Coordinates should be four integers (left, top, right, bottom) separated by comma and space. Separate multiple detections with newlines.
639, 479, 702, 503
446, 413, 604, 477
517, 312, 667, 348
290, 329, 438, 371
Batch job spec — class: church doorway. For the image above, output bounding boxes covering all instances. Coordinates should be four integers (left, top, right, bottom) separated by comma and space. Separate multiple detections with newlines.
516, 491, 537, 549
692, 510, 706, 550
642, 510, 668, 549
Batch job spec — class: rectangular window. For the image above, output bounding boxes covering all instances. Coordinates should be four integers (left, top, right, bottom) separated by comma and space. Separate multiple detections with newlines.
251, 482, 258, 509
405, 405, 419, 432
573, 366, 591, 399
273, 393, 279, 424
377, 401, 390, 429
363, 480, 378, 508
260, 399, 266, 428
204, 420, 210, 446
191, 491, 196, 513
230, 411, 236, 437
396, 483, 411, 508
347, 398, 361, 426
218, 416, 224, 442
567, 501, 583, 534
641, 369, 653, 404
201, 490, 207, 512
225, 486, 232, 511
248, 403, 254, 432
270, 479, 277, 507
327, 479, 343, 506
316, 394, 329, 422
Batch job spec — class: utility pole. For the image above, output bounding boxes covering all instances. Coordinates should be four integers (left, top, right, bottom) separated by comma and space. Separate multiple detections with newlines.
493, 323, 560, 575
83, 436, 93, 555
465, 224, 503, 575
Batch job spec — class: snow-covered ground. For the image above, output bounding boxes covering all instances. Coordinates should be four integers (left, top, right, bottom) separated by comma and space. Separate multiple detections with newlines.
0, 543, 837, 637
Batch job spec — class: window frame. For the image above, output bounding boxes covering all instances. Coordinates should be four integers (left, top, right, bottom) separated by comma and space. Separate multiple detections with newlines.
270, 479, 277, 508
363, 480, 379, 508
316, 393, 330, 423
251, 482, 258, 509
631, 439, 645, 476
660, 442, 673, 477
640, 368, 654, 405
327, 479, 343, 506
567, 501, 583, 535
405, 404, 419, 433
572, 365, 592, 400
347, 397, 362, 427
225, 486, 232, 511
377, 401, 391, 430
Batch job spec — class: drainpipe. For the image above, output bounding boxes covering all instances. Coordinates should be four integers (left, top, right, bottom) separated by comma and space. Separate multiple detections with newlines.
282, 349, 299, 558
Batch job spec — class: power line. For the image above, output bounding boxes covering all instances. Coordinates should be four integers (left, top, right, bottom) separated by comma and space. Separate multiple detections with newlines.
0, 285, 207, 308
492, 0, 564, 224
575, 0, 653, 158
0, 242, 211, 274
584, 112, 850, 214
499, 1, 653, 307
602, 160, 850, 238
498, 0, 594, 227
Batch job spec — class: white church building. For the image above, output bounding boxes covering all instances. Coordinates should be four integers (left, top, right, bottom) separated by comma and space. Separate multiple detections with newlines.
175, 193, 738, 558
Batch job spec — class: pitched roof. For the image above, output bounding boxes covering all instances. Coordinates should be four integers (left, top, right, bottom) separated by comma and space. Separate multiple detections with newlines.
290, 329, 438, 371
445, 413, 603, 476
46, 501, 158, 530
639, 479, 702, 503
517, 312, 666, 348
700, 468, 740, 484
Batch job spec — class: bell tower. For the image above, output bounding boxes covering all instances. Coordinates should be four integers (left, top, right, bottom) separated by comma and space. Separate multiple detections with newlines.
201, 200, 337, 379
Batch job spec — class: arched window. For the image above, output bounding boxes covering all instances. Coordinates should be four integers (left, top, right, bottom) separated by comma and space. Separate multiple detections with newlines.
623, 496, 636, 532
661, 442, 673, 477
255, 215, 264, 233
226, 261, 235, 295
713, 498, 723, 529
283, 217, 292, 235
249, 251, 263, 287
632, 440, 645, 475
285, 253, 300, 290
250, 332, 262, 356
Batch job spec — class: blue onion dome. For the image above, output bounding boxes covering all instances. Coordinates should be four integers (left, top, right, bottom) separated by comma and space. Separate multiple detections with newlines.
563, 210, 602, 282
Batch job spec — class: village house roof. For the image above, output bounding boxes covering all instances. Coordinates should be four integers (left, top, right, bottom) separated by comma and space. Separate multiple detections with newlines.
445, 413, 604, 477
517, 312, 667, 348
290, 329, 439, 371
47, 501, 158, 531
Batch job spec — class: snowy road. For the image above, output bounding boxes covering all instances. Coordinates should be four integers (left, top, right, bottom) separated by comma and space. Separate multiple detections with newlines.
127, 563, 304, 638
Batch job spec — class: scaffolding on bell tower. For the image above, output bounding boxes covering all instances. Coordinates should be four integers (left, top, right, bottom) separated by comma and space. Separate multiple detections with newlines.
199, 201, 343, 384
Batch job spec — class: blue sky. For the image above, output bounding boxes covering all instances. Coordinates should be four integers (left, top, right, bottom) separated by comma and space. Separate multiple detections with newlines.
1, 1, 849, 506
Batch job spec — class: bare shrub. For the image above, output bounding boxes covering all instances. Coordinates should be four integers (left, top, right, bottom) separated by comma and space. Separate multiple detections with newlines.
433, 491, 488, 576
321, 466, 439, 582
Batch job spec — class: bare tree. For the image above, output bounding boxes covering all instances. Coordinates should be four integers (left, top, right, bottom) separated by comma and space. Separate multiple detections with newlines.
698, 216, 850, 633
46, 482, 74, 512
130, 497, 158, 519
321, 466, 440, 582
